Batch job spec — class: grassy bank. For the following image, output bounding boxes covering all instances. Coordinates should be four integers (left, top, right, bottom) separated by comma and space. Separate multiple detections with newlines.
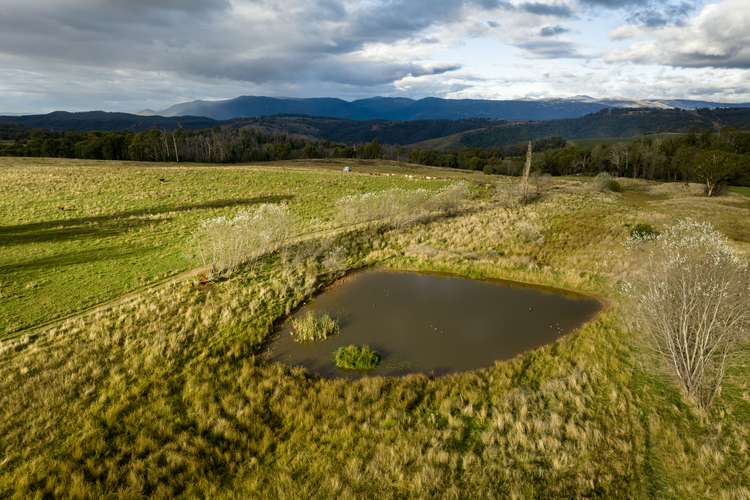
0, 158, 749, 497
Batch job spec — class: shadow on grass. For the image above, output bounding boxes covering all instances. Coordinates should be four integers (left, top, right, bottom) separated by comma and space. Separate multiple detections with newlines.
0, 246, 140, 274
0, 195, 293, 246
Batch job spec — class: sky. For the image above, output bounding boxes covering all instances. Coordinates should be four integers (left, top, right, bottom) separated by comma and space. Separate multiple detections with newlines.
0, 0, 749, 113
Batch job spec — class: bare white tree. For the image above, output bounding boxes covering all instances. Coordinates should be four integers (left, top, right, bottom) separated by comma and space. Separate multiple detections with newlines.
625, 219, 749, 410
195, 204, 295, 276
172, 132, 180, 163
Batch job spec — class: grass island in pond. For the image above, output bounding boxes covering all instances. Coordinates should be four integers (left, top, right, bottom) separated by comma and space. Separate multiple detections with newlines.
269, 269, 602, 377
334, 345, 381, 370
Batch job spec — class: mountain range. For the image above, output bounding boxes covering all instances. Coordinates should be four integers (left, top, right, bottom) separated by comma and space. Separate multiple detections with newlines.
143, 95, 750, 122
3, 107, 750, 150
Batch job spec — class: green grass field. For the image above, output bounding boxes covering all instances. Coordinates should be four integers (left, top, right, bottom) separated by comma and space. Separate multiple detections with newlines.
0, 157, 454, 336
1, 157, 749, 497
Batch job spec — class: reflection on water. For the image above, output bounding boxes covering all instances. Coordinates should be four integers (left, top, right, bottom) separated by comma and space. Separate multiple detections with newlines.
268, 269, 601, 378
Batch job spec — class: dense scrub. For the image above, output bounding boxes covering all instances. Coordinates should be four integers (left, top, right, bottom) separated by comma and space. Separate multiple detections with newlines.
1, 161, 749, 497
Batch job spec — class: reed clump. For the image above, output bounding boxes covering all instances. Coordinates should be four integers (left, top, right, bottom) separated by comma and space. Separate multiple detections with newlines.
290, 312, 339, 342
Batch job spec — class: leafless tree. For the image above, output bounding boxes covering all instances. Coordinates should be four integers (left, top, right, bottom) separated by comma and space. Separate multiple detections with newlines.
195, 204, 295, 276
172, 133, 180, 163
625, 219, 750, 410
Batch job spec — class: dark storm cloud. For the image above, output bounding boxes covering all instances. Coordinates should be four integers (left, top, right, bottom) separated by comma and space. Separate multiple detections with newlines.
540, 25, 570, 36
0, 0, 500, 91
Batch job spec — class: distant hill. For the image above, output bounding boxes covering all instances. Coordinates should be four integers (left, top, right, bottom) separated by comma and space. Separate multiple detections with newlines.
412, 108, 750, 150
228, 115, 493, 145
149, 95, 750, 121
0, 111, 218, 132
3, 107, 750, 149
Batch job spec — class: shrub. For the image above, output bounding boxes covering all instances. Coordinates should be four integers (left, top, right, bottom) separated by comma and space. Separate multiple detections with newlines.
290, 312, 339, 342
336, 184, 469, 227
624, 219, 750, 410
593, 172, 622, 192
426, 182, 470, 214
495, 181, 522, 212
515, 220, 545, 245
195, 204, 295, 275
532, 171, 552, 197
629, 223, 659, 241
334, 345, 381, 370
336, 188, 430, 225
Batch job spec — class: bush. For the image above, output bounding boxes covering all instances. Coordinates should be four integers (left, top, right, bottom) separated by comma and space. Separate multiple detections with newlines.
425, 182, 470, 214
336, 188, 430, 226
624, 219, 750, 410
628, 223, 659, 241
495, 181, 522, 211
532, 171, 552, 197
334, 345, 381, 370
515, 220, 545, 245
195, 203, 295, 275
337, 184, 469, 227
290, 312, 339, 342
593, 172, 622, 192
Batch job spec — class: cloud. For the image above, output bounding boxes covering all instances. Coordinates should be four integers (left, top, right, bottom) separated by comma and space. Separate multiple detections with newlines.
516, 40, 584, 58
0, 0, 747, 113
626, 1, 694, 27
540, 25, 569, 36
578, 0, 648, 7
0, 0, 493, 97
518, 2, 574, 17
609, 0, 750, 69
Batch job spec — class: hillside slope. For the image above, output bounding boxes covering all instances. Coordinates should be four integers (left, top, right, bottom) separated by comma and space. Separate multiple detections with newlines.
152, 95, 750, 121
3, 108, 750, 148
413, 108, 750, 149
0, 111, 218, 132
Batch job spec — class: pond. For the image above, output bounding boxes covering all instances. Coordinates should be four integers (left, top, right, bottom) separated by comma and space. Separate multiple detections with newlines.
268, 269, 601, 378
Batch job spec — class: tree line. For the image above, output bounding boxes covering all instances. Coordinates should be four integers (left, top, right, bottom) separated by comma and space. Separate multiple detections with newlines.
2, 125, 749, 189
535, 130, 750, 190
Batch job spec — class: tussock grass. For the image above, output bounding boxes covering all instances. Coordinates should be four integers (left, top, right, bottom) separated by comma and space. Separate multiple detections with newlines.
0, 159, 749, 497
628, 222, 660, 241
593, 172, 623, 192
291, 312, 339, 342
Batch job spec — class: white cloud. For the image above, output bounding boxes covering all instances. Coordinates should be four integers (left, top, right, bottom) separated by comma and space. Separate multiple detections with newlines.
608, 0, 750, 68
0, 0, 747, 113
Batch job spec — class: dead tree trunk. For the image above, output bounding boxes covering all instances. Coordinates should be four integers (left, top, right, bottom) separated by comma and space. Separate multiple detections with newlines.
521, 141, 532, 205
172, 133, 180, 163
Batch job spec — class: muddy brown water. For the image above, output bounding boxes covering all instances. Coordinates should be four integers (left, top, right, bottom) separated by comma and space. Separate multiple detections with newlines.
268, 269, 601, 378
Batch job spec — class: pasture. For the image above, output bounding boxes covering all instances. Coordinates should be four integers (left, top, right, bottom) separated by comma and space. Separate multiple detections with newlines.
1, 156, 749, 497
